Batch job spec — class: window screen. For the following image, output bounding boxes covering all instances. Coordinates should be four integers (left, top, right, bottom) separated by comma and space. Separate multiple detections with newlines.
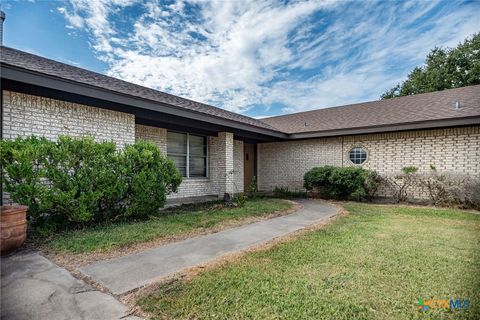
167, 131, 207, 177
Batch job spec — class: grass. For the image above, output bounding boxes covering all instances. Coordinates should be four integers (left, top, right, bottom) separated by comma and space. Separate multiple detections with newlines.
46, 198, 293, 254
138, 203, 480, 320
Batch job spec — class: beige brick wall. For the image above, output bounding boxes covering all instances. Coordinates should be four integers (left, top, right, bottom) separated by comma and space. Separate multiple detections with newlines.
2, 91, 135, 147
2, 92, 244, 201
135, 124, 167, 153
2, 90, 136, 203
233, 140, 244, 194
135, 125, 244, 198
258, 126, 480, 197
258, 137, 343, 191
217, 132, 235, 196
342, 127, 480, 175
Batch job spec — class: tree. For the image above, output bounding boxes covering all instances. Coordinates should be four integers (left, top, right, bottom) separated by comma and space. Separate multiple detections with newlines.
381, 33, 480, 99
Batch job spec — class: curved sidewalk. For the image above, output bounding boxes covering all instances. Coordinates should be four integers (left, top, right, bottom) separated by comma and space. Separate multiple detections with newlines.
79, 199, 339, 295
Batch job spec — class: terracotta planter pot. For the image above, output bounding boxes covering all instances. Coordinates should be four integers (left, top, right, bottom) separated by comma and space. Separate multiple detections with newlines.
1, 205, 28, 254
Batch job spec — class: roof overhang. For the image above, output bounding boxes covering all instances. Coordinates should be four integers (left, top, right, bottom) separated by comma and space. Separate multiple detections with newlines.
2, 64, 479, 142
1, 64, 287, 142
289, 116, 480, 139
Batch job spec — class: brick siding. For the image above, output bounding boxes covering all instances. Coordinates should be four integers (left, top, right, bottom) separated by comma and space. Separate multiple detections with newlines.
233, 139, 245, 194
2, 91, 135, 147
258, 126, 480, 198
258, 137, 343, 191
2, 91, 136, 203
135, 126, 244, 198
135, 124, 167, 153
6, 91, 476, 201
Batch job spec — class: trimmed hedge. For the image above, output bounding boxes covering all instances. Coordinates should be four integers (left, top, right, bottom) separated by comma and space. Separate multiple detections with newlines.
303, 165, 380, 200
0, 136, 182, 233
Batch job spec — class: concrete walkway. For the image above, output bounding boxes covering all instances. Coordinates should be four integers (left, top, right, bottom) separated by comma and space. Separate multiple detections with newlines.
79, 199, 339, 295
1, 252, 141, 320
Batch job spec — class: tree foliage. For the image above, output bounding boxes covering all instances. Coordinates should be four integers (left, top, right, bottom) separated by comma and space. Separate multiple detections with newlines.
381, 33, 480, 99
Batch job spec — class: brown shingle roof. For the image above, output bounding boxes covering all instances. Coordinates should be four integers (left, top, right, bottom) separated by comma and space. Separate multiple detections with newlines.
2, 46, 479, 137
0, 46, 279, 132
261, 85, 480, 134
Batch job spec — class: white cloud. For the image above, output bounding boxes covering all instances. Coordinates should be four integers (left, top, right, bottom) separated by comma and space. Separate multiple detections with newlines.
58, 0, 480, 115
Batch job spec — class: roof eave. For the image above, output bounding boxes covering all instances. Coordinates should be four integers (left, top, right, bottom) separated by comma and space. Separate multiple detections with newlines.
1, 64, 288, 139
2, 63, 478, 141
288, 116, 480, 139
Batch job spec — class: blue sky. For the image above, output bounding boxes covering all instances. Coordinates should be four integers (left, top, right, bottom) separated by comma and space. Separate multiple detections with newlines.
2, 0, 479, 117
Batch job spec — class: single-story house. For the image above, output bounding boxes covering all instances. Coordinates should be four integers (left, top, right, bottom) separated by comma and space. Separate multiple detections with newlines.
1, 46, 479, 202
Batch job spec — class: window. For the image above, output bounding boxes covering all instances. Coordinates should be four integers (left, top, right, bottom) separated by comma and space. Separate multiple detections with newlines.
167, 131, 207, 177
349, 147, 367, 164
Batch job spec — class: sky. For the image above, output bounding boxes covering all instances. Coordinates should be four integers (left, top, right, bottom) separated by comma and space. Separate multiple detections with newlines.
1, 0, 479, 118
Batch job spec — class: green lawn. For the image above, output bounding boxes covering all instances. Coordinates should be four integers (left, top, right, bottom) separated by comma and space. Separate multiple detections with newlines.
47, 198, 292, 254
139, 203, 480, 320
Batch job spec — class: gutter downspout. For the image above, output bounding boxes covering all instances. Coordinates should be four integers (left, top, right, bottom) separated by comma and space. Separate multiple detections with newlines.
341, 136, 344, 167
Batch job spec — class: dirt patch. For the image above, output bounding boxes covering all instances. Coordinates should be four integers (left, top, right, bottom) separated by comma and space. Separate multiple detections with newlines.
37, 200, 301, 272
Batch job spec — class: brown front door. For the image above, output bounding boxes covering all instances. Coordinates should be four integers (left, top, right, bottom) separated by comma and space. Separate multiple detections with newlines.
244, 143, 254, 191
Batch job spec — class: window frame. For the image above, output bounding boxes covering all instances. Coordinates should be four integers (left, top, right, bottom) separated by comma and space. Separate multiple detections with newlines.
348, 146, 368, 165
167, 130, 208, 178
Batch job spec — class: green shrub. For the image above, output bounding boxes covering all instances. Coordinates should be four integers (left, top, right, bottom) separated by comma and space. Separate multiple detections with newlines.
0, 135, 182, 233
0, 136, 52, 224
303, 166, 335, 191
303, 166, 379, 201
44, 136, 122, 226
363, 170, 381, 201
233, 194, 247, 207
246, 176, 258, 195
119, 141, 182, 218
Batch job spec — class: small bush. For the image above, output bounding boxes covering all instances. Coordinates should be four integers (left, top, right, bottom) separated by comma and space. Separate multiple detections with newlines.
303, 166, 335, 192
416, 166, 480, 209
233, 194, 247, 207
1, 136, 182, 233
119, 141, 182, 219
417, 166, 458, 206
246, 176, 258, 195
463, 177, 480, 209
363, 170, 381, 201
0, 136, 52, 224
303, 166, 379, 201
383, 166, 419, 203
44, 136, 122, 227
381, 166, 479, 209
